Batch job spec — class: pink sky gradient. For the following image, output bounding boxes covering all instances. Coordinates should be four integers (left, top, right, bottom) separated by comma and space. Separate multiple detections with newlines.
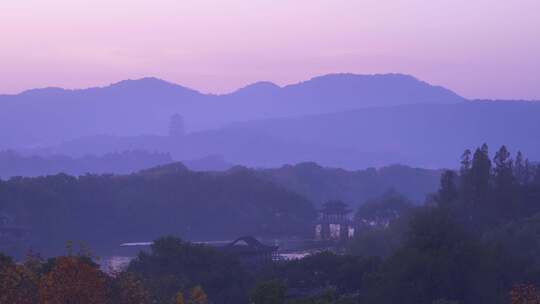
1, 0, 539, 99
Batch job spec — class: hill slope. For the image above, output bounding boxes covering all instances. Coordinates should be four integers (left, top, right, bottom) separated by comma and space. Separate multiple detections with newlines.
0, 164, 315, 256
0, 74, 464, 148
36, 101, 540, 169
256, 162, 441, 207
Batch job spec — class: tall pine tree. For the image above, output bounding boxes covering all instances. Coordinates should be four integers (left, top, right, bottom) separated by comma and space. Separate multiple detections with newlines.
438, 170, 458, 207
470, 144, 491, 224
514, 151, 526, 185
459, 149, 473, 212
493, 145, 515, 220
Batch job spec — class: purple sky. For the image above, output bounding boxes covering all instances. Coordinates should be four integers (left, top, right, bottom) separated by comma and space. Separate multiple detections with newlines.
1, 0, 539, 99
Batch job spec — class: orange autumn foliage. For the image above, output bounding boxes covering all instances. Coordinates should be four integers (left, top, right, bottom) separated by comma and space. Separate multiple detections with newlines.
39, 256, 109, 304
189, 286, 208, 304
511, 284, 540, 304
114, 272, 150, 304
0, 264, 39, 304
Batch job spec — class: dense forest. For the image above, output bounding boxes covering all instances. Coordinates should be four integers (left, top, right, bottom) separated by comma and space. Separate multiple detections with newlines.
258, 162, 440, 207
0, 163, 314, 256
0, 158, 441, 257
3, 144, 540, 304
0, 149, 441, 207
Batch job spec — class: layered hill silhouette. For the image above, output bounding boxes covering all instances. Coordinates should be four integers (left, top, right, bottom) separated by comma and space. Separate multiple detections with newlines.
2, 73, 538, 169
0, 73, 463, 149
255, 162, 440, 206
0, 150, 173, 179
33, 101, 540, 169
0, 162, 315, 255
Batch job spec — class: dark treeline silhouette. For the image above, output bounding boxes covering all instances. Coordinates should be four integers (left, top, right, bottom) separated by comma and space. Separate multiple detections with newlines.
0, 159, 442, 257
258, 162, 440, 208
435, 144, 540, 229
3, 144, 540, 304
0, 152, 442, 207
0, 164, 314, 257
254, 144, 540, 304
0, 150, 172, 179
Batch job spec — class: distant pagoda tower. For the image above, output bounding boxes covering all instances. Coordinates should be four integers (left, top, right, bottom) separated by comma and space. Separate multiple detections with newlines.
315, 200, 354, 241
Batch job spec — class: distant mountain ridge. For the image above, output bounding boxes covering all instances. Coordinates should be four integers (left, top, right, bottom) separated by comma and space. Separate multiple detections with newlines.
13, 77, 200, 97
32, 100, 540, 169
0, 150, 173, 179
0, 73, 465, 149
0, 148, 440, 208
121, 160, 441, 207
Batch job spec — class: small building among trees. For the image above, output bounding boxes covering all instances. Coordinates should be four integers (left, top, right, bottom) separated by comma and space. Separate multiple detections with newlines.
315, 200, 355, 241
222, 236, 279, 265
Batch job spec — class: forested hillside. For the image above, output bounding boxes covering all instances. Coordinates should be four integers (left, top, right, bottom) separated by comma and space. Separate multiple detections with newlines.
257, 162, 440, 207
3, 144, 540, 304
0, 164, 315, 256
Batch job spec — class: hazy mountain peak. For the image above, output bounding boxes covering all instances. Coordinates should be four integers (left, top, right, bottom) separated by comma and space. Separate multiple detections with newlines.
12, 77, 199, 98
308, 72, 417, 82
18, 87, 67, 97
111, 77, 169, 87
137, 162, 190, 176
0, 72, 469, 149
231, 81, 281, 95
281, 72, 465, 106
108, 77, 199, 94
291, 73, 444, 90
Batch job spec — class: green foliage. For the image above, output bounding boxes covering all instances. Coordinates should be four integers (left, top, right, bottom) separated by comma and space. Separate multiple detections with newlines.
251, 280, 287, 304
438, 170, 458, 206
485, 213, 540, 280
258, 162, 441, 207
267, 251, 381, 296
110, 271, 151, 304
2, 143, 540, 303
470, 144, 492, 215
128, 236, 250, 304
432, 299, 460, 304
286, 287, 338, 304
360, 207, 518, 304
355, 190, 413, 228
0, 252, 13, 270
0, 168, 315, 256
348, 191, 414, 257
438, 144, 540, 229
346, 226, 401, 258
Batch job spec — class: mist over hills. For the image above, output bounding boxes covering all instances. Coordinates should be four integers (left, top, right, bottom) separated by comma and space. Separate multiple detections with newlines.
0, 162, 315, 255
255, 162, 440, 206
0, 149, 440, 223
0, 150, 173, 179
0, 158, 440, 255
0, 73, 463, 149
28, 100, 540, 169
135, 161, 440, 207
1, 73, 538, 169
0, 150, 238, 179
219, 101, 540, 168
